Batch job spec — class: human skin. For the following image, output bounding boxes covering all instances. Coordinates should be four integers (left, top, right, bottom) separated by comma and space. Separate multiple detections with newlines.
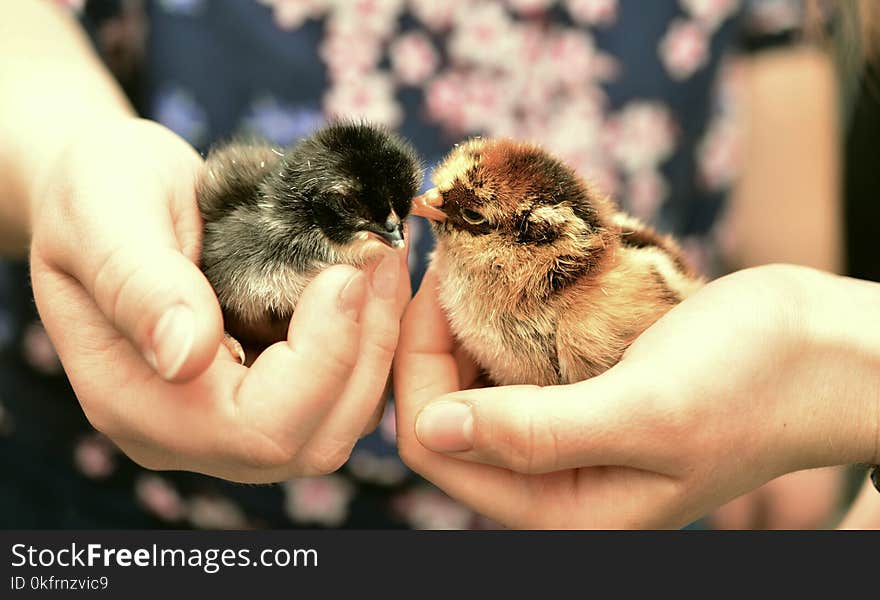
394, 265, 880, 529
4, 1, 410, 483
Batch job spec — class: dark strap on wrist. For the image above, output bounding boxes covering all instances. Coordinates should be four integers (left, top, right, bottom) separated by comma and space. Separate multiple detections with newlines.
871, 465, 880, 493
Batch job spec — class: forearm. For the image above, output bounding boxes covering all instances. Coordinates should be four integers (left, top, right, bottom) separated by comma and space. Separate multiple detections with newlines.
725, 49, 842, 273
0, 0, 134, 255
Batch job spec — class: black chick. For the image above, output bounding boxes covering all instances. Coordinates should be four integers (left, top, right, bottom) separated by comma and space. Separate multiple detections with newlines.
197, 121, 422, 357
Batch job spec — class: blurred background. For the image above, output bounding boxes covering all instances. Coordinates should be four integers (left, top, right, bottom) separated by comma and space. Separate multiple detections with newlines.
0, 0, 877, 529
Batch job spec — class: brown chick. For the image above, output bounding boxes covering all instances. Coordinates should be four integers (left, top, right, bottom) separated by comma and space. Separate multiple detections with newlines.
411, 138, 704, 386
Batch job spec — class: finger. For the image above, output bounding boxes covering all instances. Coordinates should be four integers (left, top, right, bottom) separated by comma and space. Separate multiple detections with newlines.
299, 248, 410, 471
40, 142, 222, 382
92, 244, 223, 382
394, 269, 460, 439
394, 265, 491, 487
410, 365, 676, 475
232, 265, 368, 474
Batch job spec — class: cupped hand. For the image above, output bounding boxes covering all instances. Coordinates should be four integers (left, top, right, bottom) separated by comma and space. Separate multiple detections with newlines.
394, 265, 878, 528
30, 117, 410, 483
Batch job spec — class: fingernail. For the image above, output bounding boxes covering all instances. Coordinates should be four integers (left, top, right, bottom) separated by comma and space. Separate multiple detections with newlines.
416, 401, 474, 452
147, 304, 194, 380
371, 249, 399, 300
338, 271, 367, 321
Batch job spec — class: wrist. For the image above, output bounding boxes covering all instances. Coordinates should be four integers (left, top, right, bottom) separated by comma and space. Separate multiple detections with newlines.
776, 266, 880, 469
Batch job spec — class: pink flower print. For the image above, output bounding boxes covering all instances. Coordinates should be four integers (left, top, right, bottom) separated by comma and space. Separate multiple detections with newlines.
659, 19, 709, 81
744, 0, 803, 35
513, 22, 547, 67
324, 72, 402, 127
606, 102, 676, 173
135, 474, 186, 522
187, 495, 249, 529
21, 321, 62, 375
564, 0, 618, 26
448, 2, 517, 70
459, 73, 511, 132
393, 487, 474, 530
546, 29, 615, 89
283, 476, 354, 527
542, 96, 606, 162
73, 434, 117, 479
425, 71, 468, 131
258, 0, 330, 31
319, 31, 383, 81
582, 163, 621, 199
625, 169, 668, 221
713, 58, 747, 113
680, 0, 740, 31
328, 0, 405, 40
390, 32, 439, 86
697, 117, 740, 191
408, 0, 465, 31
506, 0, 556, 17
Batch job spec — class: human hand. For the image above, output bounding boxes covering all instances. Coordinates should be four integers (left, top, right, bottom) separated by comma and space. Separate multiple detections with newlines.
30, 118, 410, 482
394, 265, 880, 528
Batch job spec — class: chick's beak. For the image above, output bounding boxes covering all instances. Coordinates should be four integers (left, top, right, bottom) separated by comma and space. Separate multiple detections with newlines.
368, 215, 405, 248
410, 188, 447, 222
378, 221, 405, 248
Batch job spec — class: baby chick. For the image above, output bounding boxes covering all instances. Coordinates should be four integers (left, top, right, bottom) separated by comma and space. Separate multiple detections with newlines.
411, 138, 703, 386
198, 121, 422, 357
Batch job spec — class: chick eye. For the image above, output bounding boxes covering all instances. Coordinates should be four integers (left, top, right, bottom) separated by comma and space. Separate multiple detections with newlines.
461, 208, 487, 225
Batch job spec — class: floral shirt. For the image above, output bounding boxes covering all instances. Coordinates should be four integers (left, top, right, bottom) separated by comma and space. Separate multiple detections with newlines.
0, 0, 802, 529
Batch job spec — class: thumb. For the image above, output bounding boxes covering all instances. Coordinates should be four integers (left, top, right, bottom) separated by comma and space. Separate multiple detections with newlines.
31, 117, 221, 382
86, 243, 224, 382
412, 364, 668, 474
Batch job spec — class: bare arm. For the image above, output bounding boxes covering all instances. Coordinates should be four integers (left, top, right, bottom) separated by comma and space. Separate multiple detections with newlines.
0, 0, 134, 255
724, 48, 842, 273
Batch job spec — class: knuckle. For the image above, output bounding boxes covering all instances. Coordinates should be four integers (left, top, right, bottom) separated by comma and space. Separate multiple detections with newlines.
313, 345, 359, 380
489, 395, 559, 474
497, 409, 550, 474
231, 428, 301, 470
303, 442, 353, 475
91, 248, 151, 342
361, 322, 400, 365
